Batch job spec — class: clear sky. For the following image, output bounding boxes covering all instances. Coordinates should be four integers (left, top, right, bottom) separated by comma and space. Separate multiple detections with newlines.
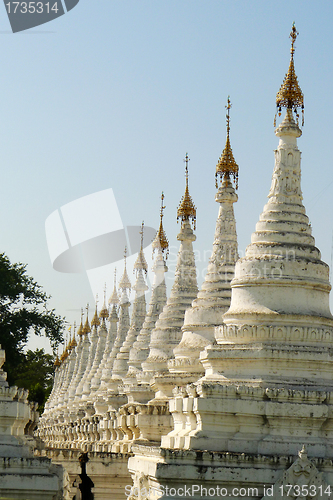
1, 0, 333, 352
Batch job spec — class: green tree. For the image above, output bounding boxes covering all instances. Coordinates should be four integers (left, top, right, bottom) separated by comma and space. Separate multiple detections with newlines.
14, 349, 55, 413
0, 252, 65, 389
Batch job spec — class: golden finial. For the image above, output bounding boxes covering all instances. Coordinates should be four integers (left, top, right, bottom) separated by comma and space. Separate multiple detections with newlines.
109, 268, 119, 306
290, 21, 297, 57
60, 339, 69, 361
82, 304, 91, 334
67, 333, 73, 351
152, 192, 169, 259
134, 222, 148, 274
215, 96, 239, 189
177, 153, 196, 229
54, 354, 61, 367
59, 348, 65, 363
77, 308, 84, 336
70, 322, 77, 348
99, 284, 109, 320
91, 295, 101, 326
119, 247, 132, 291
274, 23, 304, 127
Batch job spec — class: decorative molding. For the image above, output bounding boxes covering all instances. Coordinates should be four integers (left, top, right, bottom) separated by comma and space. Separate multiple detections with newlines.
217, 324, 333, 344
262, 446, 331, 499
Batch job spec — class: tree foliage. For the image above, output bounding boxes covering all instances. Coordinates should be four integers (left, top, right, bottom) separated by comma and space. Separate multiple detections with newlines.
14, 349, 55, 413
0, 252, 65, 392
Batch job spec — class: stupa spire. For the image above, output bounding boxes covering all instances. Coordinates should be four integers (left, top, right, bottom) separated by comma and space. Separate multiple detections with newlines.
134, 222, 148, 274
52, 324, 79, 411
99, 285, 109, 323
108, 269, 119, 307
118, 247, 131, 292
62, 308, 90, 406
67, 305, 91, 405
177, 153, 196, 229
152, 192, 169, 260
76, 308, 84, 336
54, 355, 61, 368
81, 286, 109, 401
215, 97, 239, 189
92, 272, 120, 408
82, 304, 91, 335
274, 23, 304, 127
45, 325, 76, 413
143, 157, 199, 398
126, 195, 169, 403
74, 301, 100, 402
91, 298, 100, 328
69, 322, 77, 350
112, 226, 148, 382
170, 99, 239, 381
105, 250, 132, 388
44, 347, 62, 413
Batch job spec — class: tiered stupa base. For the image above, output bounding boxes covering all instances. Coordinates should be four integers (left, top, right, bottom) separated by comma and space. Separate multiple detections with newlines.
129, 445, 333, 500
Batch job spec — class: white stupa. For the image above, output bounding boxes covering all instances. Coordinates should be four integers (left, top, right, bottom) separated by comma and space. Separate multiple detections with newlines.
170, 98, 239, 378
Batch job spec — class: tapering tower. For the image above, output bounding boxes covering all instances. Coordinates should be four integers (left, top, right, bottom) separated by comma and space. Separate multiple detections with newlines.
52, 326, 78, 411
170, 97, 239, 377
125, 193, 169, 403
93, 272, 121, 414
59, 313, 84, 410
74, 301, 100, 401
91, 271, 119, 399
67, 305, 91, 405
104, 249, 131, 409
112, 223, 149, 380
109, 268, 120, 313
109, 248, 132, 365
44, 343, 67, 414
142, 155, 199, 398
58, 311, 83, 410
82, 291, 109, 401
43, 353, 62, 414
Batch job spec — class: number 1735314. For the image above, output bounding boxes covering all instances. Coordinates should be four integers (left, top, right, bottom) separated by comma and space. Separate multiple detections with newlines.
5, 2, 59, 14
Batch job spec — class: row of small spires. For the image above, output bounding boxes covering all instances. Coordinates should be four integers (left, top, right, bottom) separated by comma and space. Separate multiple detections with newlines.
55, 303, 108, 366
54, 100, 240, 368
55, 23, 304, 368
177, 95, 240, 228
174, 24, 305, 206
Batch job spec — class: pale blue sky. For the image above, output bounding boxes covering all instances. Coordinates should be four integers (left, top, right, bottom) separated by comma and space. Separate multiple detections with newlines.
1, 1, 333, 351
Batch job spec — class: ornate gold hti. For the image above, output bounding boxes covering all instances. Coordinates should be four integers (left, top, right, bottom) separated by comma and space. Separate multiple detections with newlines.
77, 308, 84, 336
216, 96, 239, 189
99, 285, 109, 320
91, 297, 100, 326
275, 23, 304, 127
177, 153, 197, 229
119, 246, 131, 291
152, 192, 169, 259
